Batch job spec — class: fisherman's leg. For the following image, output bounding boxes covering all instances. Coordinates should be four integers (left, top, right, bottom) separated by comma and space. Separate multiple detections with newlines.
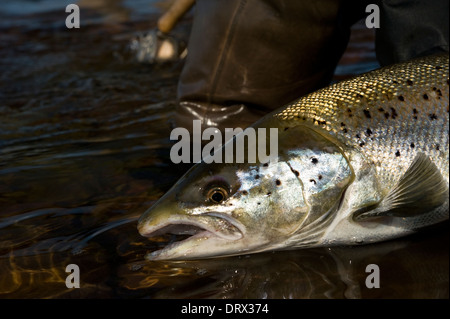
376, 0, 449, 65
175, 0, 362, 131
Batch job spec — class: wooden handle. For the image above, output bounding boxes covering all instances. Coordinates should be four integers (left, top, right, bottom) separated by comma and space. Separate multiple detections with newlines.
157, 0, 195, 34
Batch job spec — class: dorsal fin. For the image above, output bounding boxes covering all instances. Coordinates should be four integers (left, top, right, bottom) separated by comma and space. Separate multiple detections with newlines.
353, 153, 448, 221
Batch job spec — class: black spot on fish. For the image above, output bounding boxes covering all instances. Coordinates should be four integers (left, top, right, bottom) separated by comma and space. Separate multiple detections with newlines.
360, 142, 365, 147
390, 107, 398, 119
284, 127, 289, 131
255, 175, 260, 179
267, 192, 272, 196
393, 80, 398, 84
314, 119, 326, 126
413, 108, 418, 114
257, 202, 261, 205
436, 144, 440, 151
423, 93, 429, 100
263, 163, 269, 167
366, 128, 373, 136
363, 110, 372, 119
311, 157, 318, 164
341, 122, 346, 127
276, 179, 281, 186
429, 113, 438, 120
410, 143, 415, 148
355, 134, 361, 139
242, 190, 248, 195
294, 170, 299, 177
384, 112, 390, 119
437, 89, 443, 96
318, 175, 323, 180
398, 95, 405, 101
432, 87, 437, 91
436, 66, 443, 70
413, 116, 418, 120
378, 107, 385, 113
395, 150, 401, 157
407, 80, 413, 86
357, 93, 364, 99
309, 179, 316, 185
343, 128, 348, 133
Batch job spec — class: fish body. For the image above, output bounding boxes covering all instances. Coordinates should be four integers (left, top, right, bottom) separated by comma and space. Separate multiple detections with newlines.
138, 54, 449, 260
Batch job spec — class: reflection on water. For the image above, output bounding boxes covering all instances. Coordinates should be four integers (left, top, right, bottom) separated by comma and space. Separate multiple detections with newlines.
0, 0, 448, 299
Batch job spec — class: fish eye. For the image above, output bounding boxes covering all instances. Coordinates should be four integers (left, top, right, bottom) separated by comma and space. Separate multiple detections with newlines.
206, 187, 228, 204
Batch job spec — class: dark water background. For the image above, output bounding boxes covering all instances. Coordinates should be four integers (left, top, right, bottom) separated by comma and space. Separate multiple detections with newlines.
0, 0, 448, 299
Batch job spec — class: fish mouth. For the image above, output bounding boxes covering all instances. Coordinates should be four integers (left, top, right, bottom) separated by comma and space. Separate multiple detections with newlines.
138, 213, 244, 260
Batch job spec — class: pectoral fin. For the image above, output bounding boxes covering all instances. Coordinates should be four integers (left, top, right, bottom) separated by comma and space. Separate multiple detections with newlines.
353, 153, 448, 221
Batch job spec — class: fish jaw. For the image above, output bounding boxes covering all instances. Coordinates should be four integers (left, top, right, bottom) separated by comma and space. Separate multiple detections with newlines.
144, 230, 245, 260
138, 193, 252, 260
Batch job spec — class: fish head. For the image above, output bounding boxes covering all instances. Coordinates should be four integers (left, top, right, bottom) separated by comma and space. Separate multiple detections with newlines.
138, 123, 354, 260
137, 159, 307, 260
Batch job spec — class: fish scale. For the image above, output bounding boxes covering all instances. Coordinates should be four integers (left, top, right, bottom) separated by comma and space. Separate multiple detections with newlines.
275, 54, 449, 192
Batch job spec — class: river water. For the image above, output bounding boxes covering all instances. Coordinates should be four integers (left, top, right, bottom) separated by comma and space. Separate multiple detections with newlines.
0, 0, 448, 299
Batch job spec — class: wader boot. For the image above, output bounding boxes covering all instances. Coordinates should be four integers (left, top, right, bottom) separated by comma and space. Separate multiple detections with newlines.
375, 0, 449, 65
174, 0, 365, 133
